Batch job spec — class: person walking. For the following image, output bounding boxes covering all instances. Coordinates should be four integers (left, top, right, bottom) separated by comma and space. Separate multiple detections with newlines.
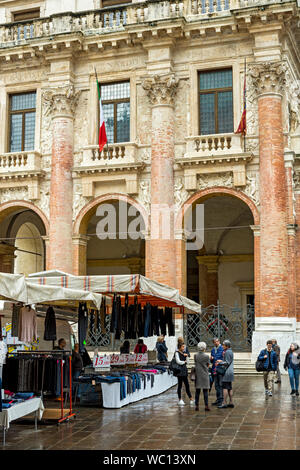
156, 336, 168, 362
194, 342, 210, 411
210, 338, 224, 406
283, 342, 300, 396
258, 340, 278, 397
272, 339, 281, 384
175, 342, 194, 406
216, 340, 234, 409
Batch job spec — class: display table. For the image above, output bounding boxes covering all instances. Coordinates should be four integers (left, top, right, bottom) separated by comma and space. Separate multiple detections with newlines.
101, 371, 178, 408
0, 397, 44, 445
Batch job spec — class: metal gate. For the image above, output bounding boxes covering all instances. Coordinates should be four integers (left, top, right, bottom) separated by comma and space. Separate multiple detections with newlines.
183, 301, 255, 352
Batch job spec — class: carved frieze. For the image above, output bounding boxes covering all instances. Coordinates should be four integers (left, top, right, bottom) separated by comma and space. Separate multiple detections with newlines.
142, 74, 179, 106
137, 180, 151, 212
198, 172, 233, 190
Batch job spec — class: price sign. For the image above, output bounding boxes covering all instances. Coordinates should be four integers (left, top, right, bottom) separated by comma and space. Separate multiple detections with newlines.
93, 355, 111, 368
110, 354, 125, 365
135, 353, 148, 365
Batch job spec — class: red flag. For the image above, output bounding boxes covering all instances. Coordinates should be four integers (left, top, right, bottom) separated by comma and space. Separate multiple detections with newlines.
235, 70, 246, 135
95, 70, 107, 152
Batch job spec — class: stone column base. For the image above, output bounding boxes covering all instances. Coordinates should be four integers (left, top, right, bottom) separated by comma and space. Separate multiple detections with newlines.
251, 316, 297, 375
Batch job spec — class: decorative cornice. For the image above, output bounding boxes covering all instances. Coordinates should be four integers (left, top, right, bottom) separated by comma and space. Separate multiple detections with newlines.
248, 61, 287, 97
42, 84, 80, 119
142, 73, 179, 106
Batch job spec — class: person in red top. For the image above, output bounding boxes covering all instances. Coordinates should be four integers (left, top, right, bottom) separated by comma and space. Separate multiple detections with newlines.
134, 338, 148, 354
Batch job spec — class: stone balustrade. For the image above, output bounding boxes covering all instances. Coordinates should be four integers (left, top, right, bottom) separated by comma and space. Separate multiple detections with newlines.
80, 143, 138, 168
0, 151, 41, 174
185, 133, 244, 158
0, 0, 289, 46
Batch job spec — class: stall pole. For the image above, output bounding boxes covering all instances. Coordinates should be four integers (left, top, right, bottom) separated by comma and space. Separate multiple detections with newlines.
60, 358, 64, 420
68, 355, 73, 415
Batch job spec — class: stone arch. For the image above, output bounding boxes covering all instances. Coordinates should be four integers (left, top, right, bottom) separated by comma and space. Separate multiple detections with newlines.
175, 186, 260, 231
0, 200, 49, 235
73, 193, 149, 236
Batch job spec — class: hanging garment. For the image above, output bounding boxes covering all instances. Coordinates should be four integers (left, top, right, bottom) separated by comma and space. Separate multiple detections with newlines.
159, 308, 167, 336
115, 296, 122, 340
166, 307, 175, 336
110, 294, 117, 334
44, 306, 57, 341
152, 306, 160, 336
143, 303, 152, 338
18, 307, 37, 343
124, 293, 129, 333
0, 315, 2, 341
137, 304, 144, 338
11, 304, 21, 337
89, 309, 95, 335
78, 303, 89, 353
99, 296, 106, 334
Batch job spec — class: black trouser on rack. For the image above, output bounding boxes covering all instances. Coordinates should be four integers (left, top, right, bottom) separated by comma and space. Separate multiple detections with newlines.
177, 376, 192, 400
195, 388, 208, 407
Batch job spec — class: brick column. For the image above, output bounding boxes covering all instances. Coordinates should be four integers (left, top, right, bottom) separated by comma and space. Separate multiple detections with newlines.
72, 235, 90, 275
250, 62, 293, 364
175, 229, 187, 296
142, 74, 179, 288
284, 151, 297, 316
43, 85, 80, 274
250, 62, 289, 317
250, 225, 261, 317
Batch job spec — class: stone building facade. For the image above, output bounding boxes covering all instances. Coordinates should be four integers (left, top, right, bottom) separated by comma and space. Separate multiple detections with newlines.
0, 0, 299, 356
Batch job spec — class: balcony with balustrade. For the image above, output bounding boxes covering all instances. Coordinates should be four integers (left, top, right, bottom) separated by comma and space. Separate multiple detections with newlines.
0, 0, 296, 52
0, 151, 42, 177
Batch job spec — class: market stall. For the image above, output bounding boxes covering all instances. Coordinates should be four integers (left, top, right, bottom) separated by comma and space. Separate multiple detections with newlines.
0, 272, 104, 440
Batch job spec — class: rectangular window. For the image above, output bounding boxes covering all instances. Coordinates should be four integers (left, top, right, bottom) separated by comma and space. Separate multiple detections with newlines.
101, 81, 130, 144
9, 92, 36, 152
199, 69, 233, 135
13, 9, 40, 22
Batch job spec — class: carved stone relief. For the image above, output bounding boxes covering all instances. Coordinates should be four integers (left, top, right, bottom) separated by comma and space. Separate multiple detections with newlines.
248, 61, 287, 96
142, 74, 179, 106
174, 177, 189, 209
73, 182, 90, 220
137, 179, 151, 212
74, 91, 88, 149
0, 187, 29, 204
198, 172, 233, 190
241, 172, 260, 207
42, 84, 81, 118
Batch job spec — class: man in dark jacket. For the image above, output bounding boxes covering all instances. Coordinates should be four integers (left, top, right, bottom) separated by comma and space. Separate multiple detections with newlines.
210, 338, 224, 406
272, 339, 281, 384
258, 340, 278, 397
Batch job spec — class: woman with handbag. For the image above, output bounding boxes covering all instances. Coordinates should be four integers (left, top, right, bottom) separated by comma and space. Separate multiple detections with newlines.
175, 342, 194, 406
216, 340, 234, 409
193, 342, 210, 411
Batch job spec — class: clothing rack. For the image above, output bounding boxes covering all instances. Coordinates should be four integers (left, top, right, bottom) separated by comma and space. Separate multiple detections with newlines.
6, 350, 75, 424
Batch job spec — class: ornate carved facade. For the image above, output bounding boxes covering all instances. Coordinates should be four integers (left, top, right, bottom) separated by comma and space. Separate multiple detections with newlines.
0, 0, 300, 355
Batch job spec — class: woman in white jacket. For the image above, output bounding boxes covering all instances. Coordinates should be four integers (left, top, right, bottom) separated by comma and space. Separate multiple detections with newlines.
175, 342, 194, 406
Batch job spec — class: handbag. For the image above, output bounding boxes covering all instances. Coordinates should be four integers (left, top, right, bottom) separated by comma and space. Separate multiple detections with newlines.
255, 350, 266, 372
190, 367, 196, 381
216, 363, 227, 376
169, 355, 182, 377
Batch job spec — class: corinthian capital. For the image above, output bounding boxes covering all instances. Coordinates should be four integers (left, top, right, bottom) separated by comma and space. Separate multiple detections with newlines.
42, 84, 80, 118
142, 73, 179, 106
249, 62, 287, 97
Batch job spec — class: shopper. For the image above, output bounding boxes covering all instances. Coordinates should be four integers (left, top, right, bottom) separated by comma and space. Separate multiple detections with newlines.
217, 340, 234, 409
283, 342, 300, 396
178, 336, 190, 357
175, 342, 194, 406
272, 339, 281, 384
210, 338, 224, 406
257, 340, 278, 397
194, 342, 210, 411
72, 343, 84, 398
120, 340, 130, 354
53, 338, 66, 350
156, 336, 168, 362
134, 338, 148, 354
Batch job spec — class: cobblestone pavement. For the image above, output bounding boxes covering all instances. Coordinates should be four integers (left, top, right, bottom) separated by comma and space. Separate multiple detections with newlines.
1, 376, 300, 450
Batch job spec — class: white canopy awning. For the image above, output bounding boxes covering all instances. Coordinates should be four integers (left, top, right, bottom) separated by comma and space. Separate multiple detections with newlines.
26, 273, 201, 313
0, 273, 103, 310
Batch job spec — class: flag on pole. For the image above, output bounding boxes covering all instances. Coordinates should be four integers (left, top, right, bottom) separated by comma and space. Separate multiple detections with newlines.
235, 62, 246, 135
95, 69, 107, 152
